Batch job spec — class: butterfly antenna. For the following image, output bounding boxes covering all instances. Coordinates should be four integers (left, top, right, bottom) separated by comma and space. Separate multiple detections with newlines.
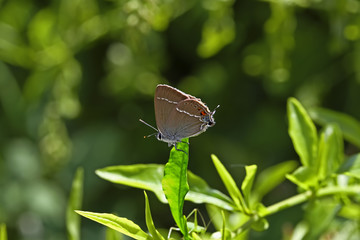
144, 132, 157, 139
139, 119, 158, 132
212, 105, 220, 115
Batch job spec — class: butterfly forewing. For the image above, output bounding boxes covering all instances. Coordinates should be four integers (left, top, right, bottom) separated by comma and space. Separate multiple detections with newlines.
176, 99, 211, 117
154, 85, 189, 137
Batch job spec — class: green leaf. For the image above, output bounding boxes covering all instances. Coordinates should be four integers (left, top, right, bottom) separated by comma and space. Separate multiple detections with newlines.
0, 224, 7, 240
317, 124, 344, 179
287, 98, 318, 167
76, 211, 150, 240
309, 107, 360, 148
67, 167, 84, 240
286, 166, 318, 190
221, 211, 226, 240
96, 164, 235, 210
162, 139, 189, 239
211, 154, 248, 213
241, 165, 257, 208
252, 160, 298, 202
96, 164, 167, 203
337, 153, 360, 179
144, 192, 164, 240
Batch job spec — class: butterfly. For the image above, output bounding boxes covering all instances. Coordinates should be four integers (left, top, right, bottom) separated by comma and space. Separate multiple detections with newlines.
140, 84, 219, 151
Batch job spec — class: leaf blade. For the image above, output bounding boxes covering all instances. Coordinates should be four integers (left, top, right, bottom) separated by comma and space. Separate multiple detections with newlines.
287, 98, 318, 167
76, 211, 150, 240
162, 139, 190, 238
67, 167, 84, 240
211, 154, 247, 212
317, 124, 344, 179
241, 165, 257, 208
144, 191, 164, 240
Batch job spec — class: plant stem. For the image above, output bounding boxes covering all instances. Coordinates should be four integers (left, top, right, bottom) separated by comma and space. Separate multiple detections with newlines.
262, 186, 360, 217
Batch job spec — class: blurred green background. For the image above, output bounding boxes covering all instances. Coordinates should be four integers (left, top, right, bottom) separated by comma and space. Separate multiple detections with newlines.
0, 0, 360, 239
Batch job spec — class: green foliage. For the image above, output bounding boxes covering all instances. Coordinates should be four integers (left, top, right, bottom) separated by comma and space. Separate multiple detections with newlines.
74, 97, 360, 240
96, 164, 234, 210
211, 154, 248, 213
2, 0, 360, 238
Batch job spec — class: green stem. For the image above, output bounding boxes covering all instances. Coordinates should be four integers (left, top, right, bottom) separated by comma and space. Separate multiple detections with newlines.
262, 186, 360, 217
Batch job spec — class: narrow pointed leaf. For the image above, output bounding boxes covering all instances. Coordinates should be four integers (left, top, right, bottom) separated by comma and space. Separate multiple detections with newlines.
317, 124, 343, 179
67, 167, 84, 240
144, 192, 164, 240
221, 211, 226, 240
162, 139, 189, 239
211, 154, 247, 212
309, 107, 360, 148
241, 165, 257, 207
76, 211, 150, 240
287, 98, 318, 167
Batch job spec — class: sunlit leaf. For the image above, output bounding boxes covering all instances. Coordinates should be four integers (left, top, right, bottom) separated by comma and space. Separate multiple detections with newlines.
317, 124, 343, 179
67, 167, 83, 240
211, 154, 247, 213
144, 192, 164, 240
76, 211, 150, 240
241, 165, 257, 208
162, 139, 189, 238
309, 107, 360, 148
287, 98, 318, 167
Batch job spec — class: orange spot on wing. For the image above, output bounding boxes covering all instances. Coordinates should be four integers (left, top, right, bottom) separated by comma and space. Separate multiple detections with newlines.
201, 111, 206, 116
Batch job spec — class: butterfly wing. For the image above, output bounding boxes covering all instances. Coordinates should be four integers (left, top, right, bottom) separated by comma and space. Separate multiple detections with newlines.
154, 84, 189, 137
163, 99, 216, 140
176, 99, 215, 127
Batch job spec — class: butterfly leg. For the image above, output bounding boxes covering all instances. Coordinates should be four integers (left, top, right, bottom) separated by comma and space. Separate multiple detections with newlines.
174, 143, 188, 155
180, 140, 190, 145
